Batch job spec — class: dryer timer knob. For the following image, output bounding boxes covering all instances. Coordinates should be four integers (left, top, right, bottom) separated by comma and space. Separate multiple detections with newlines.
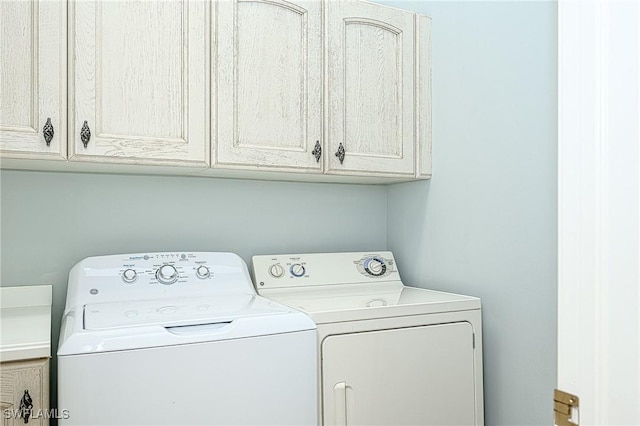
268, 264, 285, 278
364, 257, 387, 277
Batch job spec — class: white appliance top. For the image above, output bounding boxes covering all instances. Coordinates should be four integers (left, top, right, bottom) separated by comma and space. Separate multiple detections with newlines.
252, 252, 480, 324
58, 252, 315, 356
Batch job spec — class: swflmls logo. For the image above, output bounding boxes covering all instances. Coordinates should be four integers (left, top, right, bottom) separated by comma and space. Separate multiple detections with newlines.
3, 408, 70, 420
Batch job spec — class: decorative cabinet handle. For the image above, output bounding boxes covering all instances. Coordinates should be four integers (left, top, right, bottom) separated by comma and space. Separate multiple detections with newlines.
312, 140, 322, 162
42, 118, 54, 146
80, 120, 91, 148
335, 143, 346, 164
19, 389, 33, 423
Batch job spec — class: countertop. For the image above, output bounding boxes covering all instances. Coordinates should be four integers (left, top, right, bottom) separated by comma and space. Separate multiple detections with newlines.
0, 285, 52, 362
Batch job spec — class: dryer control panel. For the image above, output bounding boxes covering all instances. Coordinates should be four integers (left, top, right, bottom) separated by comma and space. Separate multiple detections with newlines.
252, 252, 400, 290
64, 252, 255, 314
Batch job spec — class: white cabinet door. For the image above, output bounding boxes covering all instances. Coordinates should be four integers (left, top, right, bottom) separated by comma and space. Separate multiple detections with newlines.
0, 0, 66, 160
0, 358, 50, 426
215, 0, 323, 172
327, 0, 415, 177
322, 323, 477, 426
70, 0, 208, 166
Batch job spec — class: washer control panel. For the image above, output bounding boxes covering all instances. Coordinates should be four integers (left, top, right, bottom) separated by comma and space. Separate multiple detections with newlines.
252, 251, 399, 290
65, 252, 254, 310
113, 253, 213, 286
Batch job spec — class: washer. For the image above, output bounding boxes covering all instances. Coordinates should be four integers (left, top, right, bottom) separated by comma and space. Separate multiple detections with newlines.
58, 252, 317, 426
253, 251, 484, 426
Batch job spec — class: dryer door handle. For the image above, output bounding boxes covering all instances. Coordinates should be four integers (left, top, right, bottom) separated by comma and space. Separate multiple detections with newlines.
334, 382, 348, 426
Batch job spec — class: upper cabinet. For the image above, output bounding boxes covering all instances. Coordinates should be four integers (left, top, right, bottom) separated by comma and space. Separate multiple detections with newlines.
215, 0, 323, 173
69, 0, 209, 167
212, 0, 431, 181
1, 0, 430, 183
326, 0, 416, 178
0, 0, 66, 160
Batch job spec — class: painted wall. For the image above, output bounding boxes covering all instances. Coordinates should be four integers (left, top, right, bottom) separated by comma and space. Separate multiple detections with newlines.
1, 1, 557, 424
0, 170, 388, 404
377, 1, 558, 425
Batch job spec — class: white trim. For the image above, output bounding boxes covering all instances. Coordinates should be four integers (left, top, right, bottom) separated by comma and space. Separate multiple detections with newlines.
558, 1, 640, 424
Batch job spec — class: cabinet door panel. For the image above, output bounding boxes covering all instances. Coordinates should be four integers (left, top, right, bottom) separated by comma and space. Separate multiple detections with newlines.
70, 0, 208, 166
0, 358, 49, 426
322, 323, 477, 426
215, 0, 322, 172
327, 0, 415, 176
0, 0, 65, 159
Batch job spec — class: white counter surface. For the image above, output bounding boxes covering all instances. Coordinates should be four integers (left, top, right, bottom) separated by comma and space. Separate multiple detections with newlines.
0, 285, 52, 362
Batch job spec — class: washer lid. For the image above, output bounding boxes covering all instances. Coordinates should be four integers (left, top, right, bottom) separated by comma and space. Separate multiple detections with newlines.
83, 294, 290, 330
258, 282, 481, 324
58, 295, 316, 356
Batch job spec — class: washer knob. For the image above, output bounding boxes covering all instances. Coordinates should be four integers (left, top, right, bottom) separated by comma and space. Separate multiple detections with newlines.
122, 268, 137, 283
290, 263, 306, 277
268, 264, 285, 278
196, 265, 210, 279
156, 264, 179, 285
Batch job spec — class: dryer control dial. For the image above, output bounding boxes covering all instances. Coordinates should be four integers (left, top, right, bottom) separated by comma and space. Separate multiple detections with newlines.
268, 264, 285, 278
364, 257, 387, 277
290, 263, 306, 277
156, 264, 179, 285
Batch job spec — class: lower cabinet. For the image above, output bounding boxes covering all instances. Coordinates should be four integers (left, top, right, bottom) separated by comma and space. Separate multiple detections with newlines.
0, 358, 50, 426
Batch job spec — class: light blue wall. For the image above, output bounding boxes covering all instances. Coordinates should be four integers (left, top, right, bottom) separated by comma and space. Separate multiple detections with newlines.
1, 1, 557, 424
0, 170, 388, 404
377, 1, 558, 425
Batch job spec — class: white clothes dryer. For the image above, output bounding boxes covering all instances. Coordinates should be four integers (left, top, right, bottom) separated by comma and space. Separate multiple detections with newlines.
253, 251, 484, 426
58, 252, 317, 426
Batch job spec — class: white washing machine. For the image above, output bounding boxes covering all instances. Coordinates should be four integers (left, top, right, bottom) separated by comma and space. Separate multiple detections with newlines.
253, 251, 484, 426
58, 252, 317, 426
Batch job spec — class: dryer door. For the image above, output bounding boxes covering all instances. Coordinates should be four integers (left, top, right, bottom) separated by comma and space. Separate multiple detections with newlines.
322, 322, 477, 426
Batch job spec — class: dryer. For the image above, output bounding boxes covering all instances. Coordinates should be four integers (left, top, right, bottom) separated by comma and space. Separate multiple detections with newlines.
253, 251, 484, 426
58, 252, 317, 426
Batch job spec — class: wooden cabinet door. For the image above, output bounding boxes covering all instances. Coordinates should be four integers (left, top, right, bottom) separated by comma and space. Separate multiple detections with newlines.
0, 358, 49, 426
327, 0, 415, 177
215, 0, 323, 173
69, 0, 208, 167
0, 0, 66, 160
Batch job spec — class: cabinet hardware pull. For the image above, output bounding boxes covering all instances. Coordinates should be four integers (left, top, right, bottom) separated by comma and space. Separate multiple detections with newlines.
80, 120, 91, 148
42, 118, 54, 146
335, 143, 346, 164
19, 389, 33, 423
312, 140, 322, 162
